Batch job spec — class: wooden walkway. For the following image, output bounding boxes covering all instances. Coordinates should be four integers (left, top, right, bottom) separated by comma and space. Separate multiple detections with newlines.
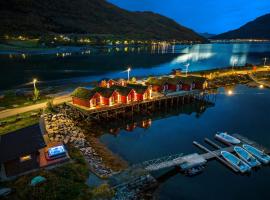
66, 90, 213, 121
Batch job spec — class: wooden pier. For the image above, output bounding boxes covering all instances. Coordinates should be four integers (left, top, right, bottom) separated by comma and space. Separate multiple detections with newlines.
111, 134, 270, 200
66, 90, 214, 122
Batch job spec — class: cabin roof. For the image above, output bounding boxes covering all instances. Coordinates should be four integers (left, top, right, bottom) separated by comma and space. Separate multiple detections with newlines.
0, 124, 46, 163
146, 76, 207, 86
93, 87, 116, 98
111, 85, 133, 96
71, 87, 96, 100
127, 84, 148, 94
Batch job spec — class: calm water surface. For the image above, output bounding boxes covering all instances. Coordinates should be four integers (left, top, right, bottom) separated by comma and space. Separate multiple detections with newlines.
100, 85, 270, 200
1, 43, 270, 90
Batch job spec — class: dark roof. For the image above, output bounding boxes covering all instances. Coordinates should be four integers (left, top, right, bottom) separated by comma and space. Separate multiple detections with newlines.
0, 124, 46, 163
111, 85, 133, 96
71, 87, 96, 100
146, 77, 168, 86
127, 84, 148, 94
146, 76, 207, 86
93, 87, 116, 98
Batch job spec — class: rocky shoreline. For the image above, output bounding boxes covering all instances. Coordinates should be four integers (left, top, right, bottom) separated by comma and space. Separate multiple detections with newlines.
43, 111, 117, 178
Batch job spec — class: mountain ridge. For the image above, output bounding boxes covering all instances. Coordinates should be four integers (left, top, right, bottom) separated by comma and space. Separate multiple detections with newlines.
0, 0, 205, 41
212, 13, 270, 40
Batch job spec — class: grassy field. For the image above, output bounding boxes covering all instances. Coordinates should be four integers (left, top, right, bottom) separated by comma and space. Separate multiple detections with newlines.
0, 90, 49, 110
0, 110, 41, 135
0, 146, 114, 200
0, 39, 53, 51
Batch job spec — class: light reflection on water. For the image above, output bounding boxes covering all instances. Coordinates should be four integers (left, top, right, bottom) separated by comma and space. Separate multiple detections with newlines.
100, 85, 270, 200
1, 43, 270, 90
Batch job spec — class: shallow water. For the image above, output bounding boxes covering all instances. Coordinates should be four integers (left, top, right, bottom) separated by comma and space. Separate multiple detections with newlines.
1, 43, 270, 90
100, 85, 270, 200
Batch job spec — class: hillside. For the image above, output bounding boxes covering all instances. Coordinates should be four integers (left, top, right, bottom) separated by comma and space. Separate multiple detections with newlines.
212, 14, 270, 40
0, 0, 204, 41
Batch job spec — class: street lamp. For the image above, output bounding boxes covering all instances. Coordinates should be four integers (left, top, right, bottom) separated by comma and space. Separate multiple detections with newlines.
127, 67, 131, 81
33, 78, 37, 89
263, 57, 268, 66
232, 59, 237, 71
184, 63, 190, 77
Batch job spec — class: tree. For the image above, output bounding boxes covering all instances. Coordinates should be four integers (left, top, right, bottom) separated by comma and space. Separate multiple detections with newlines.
33, 87, 40, 101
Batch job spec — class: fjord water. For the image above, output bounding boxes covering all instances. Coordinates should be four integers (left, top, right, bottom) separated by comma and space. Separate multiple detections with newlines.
100, 85, 270, 200
1, 43, 270, 90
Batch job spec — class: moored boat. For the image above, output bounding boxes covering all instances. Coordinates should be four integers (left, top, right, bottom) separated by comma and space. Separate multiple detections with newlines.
234, 146, 261, 167
243, 144, 270, 164
215, 132, 241, 145
221, 151, 251, 173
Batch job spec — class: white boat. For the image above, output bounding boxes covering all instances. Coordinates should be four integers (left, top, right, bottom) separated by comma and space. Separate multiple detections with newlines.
234, 146, 261, 167
243, 144, 270, 164
215, 132, 241, 145
221, 151, 251, 173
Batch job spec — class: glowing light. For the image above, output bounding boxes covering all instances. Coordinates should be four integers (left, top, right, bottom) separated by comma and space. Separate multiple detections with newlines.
227, 90, 233, 96
48, 145, 66, 158
20, 155, 32, 162
259, 84, 264, 89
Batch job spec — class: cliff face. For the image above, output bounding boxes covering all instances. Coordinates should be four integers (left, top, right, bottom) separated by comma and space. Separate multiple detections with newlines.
0, 0, 204, 41
213, 14, 270, 40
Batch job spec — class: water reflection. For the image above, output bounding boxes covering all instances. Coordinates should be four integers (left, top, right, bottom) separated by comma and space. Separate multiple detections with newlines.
1, 43, 270, 90
96, 101, 214, 137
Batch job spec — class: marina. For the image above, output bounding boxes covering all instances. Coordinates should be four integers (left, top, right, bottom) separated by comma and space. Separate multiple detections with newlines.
111, 132, 270, 199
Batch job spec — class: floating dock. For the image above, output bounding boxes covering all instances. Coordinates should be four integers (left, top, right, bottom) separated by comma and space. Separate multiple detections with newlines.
112, 134, 270, 200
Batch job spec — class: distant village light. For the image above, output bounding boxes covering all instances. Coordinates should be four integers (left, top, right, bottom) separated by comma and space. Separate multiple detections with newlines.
259, 84, 264, 89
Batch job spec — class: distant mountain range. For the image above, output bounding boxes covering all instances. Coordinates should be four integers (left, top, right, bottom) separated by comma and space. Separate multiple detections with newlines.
199, 32, 216, 39
212, 13, 270, 40
0, 0, 204, 42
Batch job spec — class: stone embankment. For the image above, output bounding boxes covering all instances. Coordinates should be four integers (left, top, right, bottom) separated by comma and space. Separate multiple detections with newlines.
43, 112, 114, 178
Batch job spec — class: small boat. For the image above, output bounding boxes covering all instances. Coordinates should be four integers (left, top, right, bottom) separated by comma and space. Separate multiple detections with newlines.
234, 146, 261, 167
243, 144, 270, 164
215, 132, 241, 145
221, 151, 251, 173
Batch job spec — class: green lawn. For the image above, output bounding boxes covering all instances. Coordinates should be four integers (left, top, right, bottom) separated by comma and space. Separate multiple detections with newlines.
0, 91, 49, 110
0, 146, 114, 200
0, 110, 41, 135
0, 39, 54, 51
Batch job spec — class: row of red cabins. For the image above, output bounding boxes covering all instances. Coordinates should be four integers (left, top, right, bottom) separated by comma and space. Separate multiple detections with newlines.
146, 76, 208, 92
72, 80, 152, 108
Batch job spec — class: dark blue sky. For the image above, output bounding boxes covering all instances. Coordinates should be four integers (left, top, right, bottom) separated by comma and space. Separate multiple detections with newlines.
108, 0, 270, 34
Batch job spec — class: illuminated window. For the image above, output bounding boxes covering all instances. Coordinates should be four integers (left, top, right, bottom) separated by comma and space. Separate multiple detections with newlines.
20, 155, 32, 162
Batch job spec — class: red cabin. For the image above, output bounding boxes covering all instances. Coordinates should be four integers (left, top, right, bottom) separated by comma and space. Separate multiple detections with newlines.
127, 84, 152, 101
111, 85, 136, 104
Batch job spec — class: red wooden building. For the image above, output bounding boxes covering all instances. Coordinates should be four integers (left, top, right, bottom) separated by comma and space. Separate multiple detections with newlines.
111, 85, 136, 104
72, 87, 120, 108
127, 84, 152, 101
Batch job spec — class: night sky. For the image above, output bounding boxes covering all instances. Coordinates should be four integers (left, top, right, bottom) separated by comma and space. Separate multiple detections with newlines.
108, 0, 270, 34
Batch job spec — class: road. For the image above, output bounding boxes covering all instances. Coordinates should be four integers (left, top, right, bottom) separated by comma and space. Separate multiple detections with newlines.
0, 94, 71, 119
248, 73, 270, 88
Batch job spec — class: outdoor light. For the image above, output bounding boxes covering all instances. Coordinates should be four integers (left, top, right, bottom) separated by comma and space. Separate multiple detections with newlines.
33, 78, 37, 88
227, 90, 233, 96
127, 67, 131, 81
259, 84, 264, 89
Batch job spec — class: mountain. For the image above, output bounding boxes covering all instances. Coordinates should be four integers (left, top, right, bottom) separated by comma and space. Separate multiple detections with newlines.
199, 32, 216, 39
212, 14, 270, 40
0, 0, 204, 41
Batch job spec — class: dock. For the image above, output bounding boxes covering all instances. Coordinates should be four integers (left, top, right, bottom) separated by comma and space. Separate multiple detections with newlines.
111, 133, 270, 200
66, 90, 214, 121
